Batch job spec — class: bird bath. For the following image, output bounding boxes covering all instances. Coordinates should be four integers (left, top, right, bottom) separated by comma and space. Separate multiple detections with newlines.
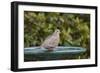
24, 46, 86, 61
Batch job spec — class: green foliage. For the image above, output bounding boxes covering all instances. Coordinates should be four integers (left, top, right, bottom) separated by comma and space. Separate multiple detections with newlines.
24, 11, 90, 59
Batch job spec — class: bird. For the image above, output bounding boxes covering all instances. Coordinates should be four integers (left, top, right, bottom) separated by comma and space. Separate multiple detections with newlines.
40, 29, 60, 51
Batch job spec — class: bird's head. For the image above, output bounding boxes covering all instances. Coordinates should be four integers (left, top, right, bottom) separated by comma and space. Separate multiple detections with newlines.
54, 29, 60, 34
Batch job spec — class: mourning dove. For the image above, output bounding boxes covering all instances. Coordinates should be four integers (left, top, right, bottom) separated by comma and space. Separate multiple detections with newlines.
41, 29, 60, 51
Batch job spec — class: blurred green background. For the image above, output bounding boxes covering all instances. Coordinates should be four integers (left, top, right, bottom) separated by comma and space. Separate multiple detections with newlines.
24, 11, 90, 59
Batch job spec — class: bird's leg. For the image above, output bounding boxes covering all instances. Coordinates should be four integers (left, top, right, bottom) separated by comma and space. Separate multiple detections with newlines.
48, 48, 53, 51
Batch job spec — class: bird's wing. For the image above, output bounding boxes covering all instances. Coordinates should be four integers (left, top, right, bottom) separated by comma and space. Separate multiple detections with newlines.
41, 35, 52, 47
49, 37, 59, 46
41, 36, 59, 48
41, 31, 60, 49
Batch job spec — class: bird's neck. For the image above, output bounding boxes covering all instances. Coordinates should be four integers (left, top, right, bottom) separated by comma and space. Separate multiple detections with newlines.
53, 32, 59, 37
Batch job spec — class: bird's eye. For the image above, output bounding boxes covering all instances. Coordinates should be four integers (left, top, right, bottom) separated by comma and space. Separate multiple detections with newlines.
57, 30, 59, 32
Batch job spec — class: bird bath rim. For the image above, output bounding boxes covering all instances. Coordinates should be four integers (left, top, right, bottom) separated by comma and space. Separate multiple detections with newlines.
24, 46, 86, 54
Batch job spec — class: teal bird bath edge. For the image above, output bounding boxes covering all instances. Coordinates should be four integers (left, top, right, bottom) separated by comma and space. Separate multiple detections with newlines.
24, 46, 86, 61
